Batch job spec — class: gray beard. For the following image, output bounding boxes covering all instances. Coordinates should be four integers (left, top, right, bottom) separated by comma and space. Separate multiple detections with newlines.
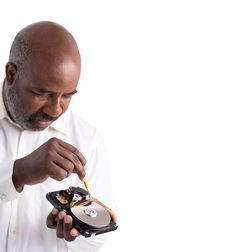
5, 85, 29, 130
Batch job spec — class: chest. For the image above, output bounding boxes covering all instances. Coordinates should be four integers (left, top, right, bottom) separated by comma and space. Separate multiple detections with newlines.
0, 119, 66, 160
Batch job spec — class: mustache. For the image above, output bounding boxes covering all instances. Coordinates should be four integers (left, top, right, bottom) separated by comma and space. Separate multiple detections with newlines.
29, 113, 60, 122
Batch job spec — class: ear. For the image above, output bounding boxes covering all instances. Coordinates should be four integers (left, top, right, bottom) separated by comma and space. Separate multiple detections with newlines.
5, 63, 17, 85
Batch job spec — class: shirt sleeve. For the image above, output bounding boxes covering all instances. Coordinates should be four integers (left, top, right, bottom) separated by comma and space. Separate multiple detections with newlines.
66, 130, 117, 252
0, 159, 20, 203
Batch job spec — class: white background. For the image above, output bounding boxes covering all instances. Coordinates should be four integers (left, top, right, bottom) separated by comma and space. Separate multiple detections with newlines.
0, 1, 250, 251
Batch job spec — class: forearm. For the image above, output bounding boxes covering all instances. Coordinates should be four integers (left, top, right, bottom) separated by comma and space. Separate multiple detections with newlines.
12, 158, 25, 192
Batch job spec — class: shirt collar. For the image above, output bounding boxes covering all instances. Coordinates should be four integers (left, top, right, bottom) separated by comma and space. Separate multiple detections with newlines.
49, 112, 68, 135
0, 80, 68, 135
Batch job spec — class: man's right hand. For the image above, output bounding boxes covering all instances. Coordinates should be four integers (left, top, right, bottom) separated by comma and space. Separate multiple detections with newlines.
12, 137, 86, 191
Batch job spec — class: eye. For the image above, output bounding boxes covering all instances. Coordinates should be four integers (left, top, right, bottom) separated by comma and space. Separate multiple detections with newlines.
62, 94, 72, 99
32, 91, 49, 98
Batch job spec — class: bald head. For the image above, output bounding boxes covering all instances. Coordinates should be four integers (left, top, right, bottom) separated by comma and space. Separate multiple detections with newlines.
9, 21, 81, 75
4, 22, 82, 130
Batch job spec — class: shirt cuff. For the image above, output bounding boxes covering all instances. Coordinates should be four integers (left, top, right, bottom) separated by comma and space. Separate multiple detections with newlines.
0, 159, 20, 202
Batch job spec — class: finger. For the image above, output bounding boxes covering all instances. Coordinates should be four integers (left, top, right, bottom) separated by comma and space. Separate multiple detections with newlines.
48, 162, 68, 181
48, 138, 86, 167
72, 148, 87, 167
46, 208, 59, 229
56, 144, 86, 181
70, 152, 85, 181
72, 161, 86, 181
92, 198, 117, 222
70, 228, 80, 237
53, 152, 74, 177
56, 211, 66, 238
63, 215, 79, 241
58, 139, 87, 167
83, 165, 88, 173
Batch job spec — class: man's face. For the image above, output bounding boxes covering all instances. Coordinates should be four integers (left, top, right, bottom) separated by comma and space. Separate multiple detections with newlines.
5, 59, 80, 131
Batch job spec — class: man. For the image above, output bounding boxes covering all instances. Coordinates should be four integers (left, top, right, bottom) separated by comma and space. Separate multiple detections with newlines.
0, 21, 116, 252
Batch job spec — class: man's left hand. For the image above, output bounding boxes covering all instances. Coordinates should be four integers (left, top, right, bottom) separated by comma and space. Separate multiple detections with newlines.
46, 208, 80, 241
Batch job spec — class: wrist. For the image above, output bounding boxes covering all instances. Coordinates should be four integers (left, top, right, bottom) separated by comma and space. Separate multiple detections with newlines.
12, 159, 25, 192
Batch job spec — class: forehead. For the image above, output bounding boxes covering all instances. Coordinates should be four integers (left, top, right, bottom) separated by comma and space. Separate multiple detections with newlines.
23, 58, 80, 93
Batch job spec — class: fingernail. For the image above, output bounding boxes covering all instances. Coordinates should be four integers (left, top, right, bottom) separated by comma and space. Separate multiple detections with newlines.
59, 212, 64, 220
65, 216, 70, 224
83, 165, 87, 172
52, 208, 58, 215
71, 229, 78, 236
81, 174, 86, 182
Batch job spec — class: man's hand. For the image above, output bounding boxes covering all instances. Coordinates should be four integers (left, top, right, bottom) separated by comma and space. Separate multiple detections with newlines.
46, 198, 117, 241
46, 208, 80, 241
92, 197, 117, 222
12, 137, 86, 191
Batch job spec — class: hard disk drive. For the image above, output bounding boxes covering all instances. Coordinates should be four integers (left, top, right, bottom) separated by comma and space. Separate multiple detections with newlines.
46, 186, 117, 237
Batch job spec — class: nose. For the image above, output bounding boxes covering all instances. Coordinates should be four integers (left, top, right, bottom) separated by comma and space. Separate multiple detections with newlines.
43, 96, 63, 118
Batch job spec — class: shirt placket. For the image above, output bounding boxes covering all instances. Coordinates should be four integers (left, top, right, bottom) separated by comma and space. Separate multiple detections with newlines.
7, 130, 27, 252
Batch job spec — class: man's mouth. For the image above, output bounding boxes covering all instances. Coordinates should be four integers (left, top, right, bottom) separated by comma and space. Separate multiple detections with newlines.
35, 120, 53, 127
28, 113, 60, 129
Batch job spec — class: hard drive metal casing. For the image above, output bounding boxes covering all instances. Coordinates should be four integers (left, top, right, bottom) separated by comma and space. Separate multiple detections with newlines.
46, 186, 118, 238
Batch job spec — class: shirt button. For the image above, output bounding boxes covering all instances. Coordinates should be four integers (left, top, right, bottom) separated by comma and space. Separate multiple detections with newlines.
13, 227, 19, 235
0, 194, 7, 201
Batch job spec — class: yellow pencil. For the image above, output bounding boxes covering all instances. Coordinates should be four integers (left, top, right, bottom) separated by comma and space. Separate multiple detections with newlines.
84, 179, 89, 191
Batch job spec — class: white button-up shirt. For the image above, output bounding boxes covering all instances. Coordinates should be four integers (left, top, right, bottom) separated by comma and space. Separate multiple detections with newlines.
0, 81, 115, 252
